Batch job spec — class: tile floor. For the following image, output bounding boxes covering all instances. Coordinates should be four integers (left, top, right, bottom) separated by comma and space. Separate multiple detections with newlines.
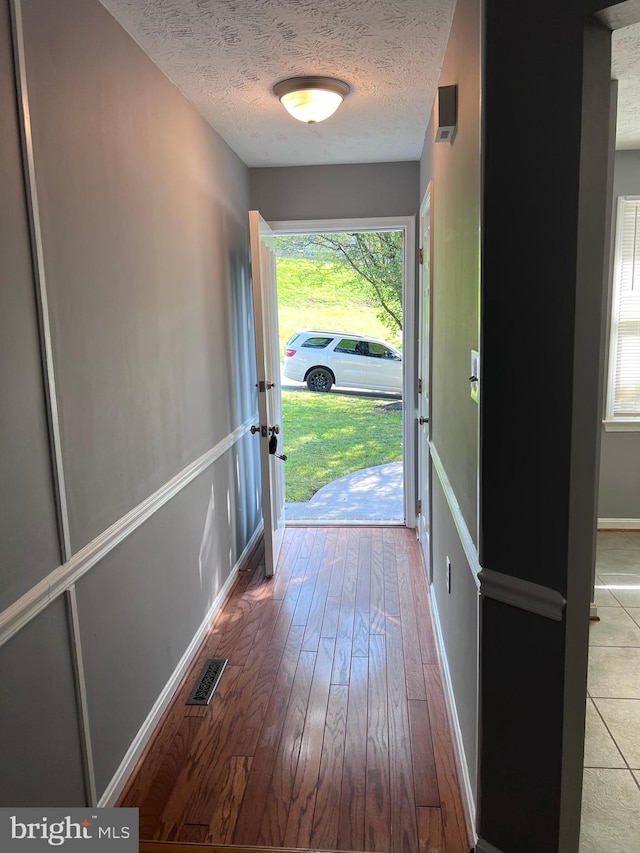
580, 530, 640, 852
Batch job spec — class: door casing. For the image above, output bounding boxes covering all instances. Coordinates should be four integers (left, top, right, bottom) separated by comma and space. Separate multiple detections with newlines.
269, 215, 417, 527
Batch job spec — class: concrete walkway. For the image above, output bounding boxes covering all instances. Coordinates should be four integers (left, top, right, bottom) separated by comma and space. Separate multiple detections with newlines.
286, 461, 403, 521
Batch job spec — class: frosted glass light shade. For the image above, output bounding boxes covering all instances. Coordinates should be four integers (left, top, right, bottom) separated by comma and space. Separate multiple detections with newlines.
273, 77, 350, 124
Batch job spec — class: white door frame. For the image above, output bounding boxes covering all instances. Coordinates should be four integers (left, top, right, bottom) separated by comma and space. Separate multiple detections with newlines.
417, 188, 432, 573
249, 211, 286, 576
268, 216, 417, 528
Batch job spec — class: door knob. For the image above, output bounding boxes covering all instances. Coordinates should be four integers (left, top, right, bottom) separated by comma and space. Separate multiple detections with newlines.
419, 416, 429, 425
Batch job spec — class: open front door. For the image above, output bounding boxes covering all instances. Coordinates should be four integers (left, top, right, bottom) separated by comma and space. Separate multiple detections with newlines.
417, 187, 432, 578
249, 210, 285, 577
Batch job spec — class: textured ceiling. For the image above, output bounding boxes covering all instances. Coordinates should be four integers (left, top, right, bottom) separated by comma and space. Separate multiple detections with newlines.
613, 22, 640, 150
99, 1, 640, 164
99, 0, 455, 167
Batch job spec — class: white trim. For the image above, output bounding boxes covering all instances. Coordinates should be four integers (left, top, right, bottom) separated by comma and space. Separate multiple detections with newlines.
97, 522, 263, 807
476, 840, 504, 853
597, 518, 640, 530
269, 216, 413, 234
268, 215, 417, 529
65, 587, 97, 807
590, 602, 599, 620
402, 217, 417, 528
0, 416, 257, 648
603, 419, 640, 431
10, 0, 72, 561
477, 568, 566, 622
429, 441, 482, 586
417, 186, 432, 569
429, 589, 478, 847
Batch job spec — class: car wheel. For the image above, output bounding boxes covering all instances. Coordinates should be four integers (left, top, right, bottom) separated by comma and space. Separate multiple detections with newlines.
306, 368, 333, 392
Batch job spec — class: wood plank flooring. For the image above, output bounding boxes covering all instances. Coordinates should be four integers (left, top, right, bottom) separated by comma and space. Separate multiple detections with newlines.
118, 527, 470, 853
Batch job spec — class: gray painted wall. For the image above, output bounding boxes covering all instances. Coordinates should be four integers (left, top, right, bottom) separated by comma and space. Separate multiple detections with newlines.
76, 441, 259, 794
21, 0, 255, 551
0, 599, 86, 806
0, 0, 259, 806
422, 0, 480, 543
598, 149, 640, 520
250, 161, 419, 221
419, 0, 481, 800
0, 0, 61, 610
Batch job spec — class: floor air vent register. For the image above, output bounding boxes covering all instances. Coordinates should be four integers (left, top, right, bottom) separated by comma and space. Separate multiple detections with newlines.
185, 658, 228, 705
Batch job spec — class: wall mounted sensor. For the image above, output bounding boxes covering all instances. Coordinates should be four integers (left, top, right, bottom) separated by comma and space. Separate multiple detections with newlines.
435, 84, 458, 143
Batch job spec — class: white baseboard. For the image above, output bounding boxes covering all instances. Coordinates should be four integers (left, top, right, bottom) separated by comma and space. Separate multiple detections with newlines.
597, 518, 640, 530
98, 522, 264, 807
476, 839, 504, 853
429, 590, 478, 848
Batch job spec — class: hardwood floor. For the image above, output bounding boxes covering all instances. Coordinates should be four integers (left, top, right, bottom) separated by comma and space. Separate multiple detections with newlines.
118, 527, 470, 853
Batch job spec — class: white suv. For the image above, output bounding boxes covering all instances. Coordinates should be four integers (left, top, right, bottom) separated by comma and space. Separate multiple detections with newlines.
283, 330, 402, 394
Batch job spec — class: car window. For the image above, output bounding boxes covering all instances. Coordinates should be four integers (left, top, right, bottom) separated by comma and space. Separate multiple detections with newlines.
334, 338, 367, 356
286, 333, 300, 346
301, 336, 333, 349
368, 342, 400, 360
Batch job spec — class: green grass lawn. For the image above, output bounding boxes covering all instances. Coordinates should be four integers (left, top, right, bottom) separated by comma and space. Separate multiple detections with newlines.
281, 389, 402, 502
276, 257, 401, 356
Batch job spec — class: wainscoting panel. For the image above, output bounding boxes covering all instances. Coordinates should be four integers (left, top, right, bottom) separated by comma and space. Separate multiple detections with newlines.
0, 597, 86, 805
75, 453, 261, 798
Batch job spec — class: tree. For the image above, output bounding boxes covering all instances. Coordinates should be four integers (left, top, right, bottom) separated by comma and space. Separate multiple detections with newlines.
274, 230, 403, 334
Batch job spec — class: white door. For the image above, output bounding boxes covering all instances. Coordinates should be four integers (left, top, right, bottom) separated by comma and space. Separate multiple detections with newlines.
249, 210, 285, 577
417, 188, 432, 576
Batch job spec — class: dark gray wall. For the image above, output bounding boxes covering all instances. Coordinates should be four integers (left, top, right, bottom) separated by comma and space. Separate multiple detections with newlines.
0, 0, 60, 610
479, 5, 611, 851
250, 161, 419, 221
419, 0, 481, 803
0, 0, 259, 806
598, 150, 640, 520
563, 24, 613, 850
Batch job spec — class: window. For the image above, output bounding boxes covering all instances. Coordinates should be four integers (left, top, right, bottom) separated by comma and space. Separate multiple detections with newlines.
335, 339, 366, 355
606, 196, 640, 428
301, 336, 333, 349
368, 341, 400, 360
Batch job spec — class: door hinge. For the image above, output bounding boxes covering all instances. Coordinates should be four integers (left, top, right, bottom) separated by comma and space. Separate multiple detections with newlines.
417, 499, 422, 514
419, 247, 424, 265
418, 378, 423, 394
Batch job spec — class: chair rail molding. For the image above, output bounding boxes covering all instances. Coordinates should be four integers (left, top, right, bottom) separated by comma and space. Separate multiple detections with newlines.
429, 441, 481, 586
0, 415, 258, 648
478, 568, 566, 622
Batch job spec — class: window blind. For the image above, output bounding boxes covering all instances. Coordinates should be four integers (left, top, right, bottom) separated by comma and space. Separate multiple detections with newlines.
608, 197, 640, 420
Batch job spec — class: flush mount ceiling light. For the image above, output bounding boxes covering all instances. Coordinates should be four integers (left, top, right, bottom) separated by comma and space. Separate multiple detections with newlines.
273, 76, 351, 124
